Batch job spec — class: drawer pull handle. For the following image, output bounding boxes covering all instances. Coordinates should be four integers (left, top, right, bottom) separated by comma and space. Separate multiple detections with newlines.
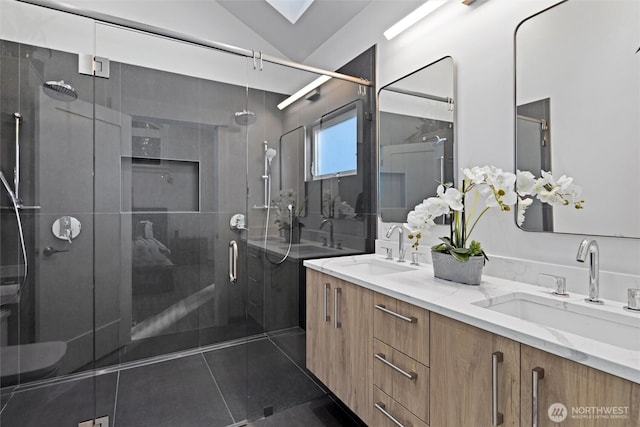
492, 351, 504, 426
374, 402, 410, 427
374, 304, 417, 323
532, 367, 545, 427
375, 352, 417, 380
323, 283, 330, 322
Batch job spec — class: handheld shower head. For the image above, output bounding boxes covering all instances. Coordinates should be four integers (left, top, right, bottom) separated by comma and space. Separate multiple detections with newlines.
265, 148, 277, 165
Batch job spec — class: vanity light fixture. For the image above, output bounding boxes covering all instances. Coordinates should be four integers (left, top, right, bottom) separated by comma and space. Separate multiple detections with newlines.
277, 75, 331, 110
383, 0, 448, 41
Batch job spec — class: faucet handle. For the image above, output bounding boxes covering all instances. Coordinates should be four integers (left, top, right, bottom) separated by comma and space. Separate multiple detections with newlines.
538, 273, 569, 297
410, 252, 420, 266
382, 247, 393, 260
624, 289, 640, 312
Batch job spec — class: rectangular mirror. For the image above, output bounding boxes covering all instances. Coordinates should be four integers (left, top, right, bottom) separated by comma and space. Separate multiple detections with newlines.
378, 56, 455, 223
515, 0, 639, 238
279, 126, 307, 216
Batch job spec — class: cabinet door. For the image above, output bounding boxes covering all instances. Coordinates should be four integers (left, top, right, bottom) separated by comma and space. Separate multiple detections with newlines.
333, 278, 373, 424
305, 270, 333, 387
306, 271, 373, 425
521, 345, 640, 427
430, 313, 520, 427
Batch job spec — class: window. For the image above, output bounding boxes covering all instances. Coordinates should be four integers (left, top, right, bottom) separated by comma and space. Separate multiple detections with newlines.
311, 104, 358, 180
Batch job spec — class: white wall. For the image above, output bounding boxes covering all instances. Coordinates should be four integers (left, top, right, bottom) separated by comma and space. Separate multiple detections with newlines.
355, 0, 639, 301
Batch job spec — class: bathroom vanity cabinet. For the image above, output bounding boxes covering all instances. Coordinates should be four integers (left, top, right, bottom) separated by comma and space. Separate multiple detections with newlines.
306, 268, 640, 427
306, 269, 373, 423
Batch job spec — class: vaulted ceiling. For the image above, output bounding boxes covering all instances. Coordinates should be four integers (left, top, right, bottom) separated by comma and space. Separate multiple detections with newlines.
217, 0, 422, 62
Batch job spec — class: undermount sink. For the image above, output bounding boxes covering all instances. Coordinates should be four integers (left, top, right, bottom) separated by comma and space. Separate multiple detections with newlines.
333, 258, 417, 275
473, 292, 640, 351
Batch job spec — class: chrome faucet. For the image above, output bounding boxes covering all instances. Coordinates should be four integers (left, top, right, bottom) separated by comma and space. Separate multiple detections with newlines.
385, 225, 405, 262
576, 238, 603, 305
320, 219, 334, 248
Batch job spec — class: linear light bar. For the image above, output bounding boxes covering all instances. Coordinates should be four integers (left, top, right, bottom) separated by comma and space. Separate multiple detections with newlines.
277, 75, 332, 110
383, 0, 448, 41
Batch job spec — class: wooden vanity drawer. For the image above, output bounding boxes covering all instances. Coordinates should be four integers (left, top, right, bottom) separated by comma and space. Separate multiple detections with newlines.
374, 292, 429, 366
373, 386, 428, 427
374, 339, 429, 424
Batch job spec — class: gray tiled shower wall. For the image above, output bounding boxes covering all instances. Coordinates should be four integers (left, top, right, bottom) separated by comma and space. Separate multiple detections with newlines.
0, 40, 376, 377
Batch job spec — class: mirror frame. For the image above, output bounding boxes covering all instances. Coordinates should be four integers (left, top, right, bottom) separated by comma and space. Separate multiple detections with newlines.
377, 55, 456, 224
513, 0, 639, 239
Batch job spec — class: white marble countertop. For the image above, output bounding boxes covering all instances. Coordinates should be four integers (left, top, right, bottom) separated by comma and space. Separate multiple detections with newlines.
304, 253, 640, 384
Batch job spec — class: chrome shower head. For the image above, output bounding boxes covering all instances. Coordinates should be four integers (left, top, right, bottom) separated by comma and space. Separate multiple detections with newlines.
43, 80, 78, 102
234, 110, 256, 126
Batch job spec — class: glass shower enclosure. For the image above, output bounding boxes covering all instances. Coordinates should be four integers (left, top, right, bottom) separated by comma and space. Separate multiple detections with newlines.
0, 2, 371, 425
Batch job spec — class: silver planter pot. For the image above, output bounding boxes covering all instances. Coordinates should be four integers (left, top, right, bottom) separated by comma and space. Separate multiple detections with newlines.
431, 251, 485, 285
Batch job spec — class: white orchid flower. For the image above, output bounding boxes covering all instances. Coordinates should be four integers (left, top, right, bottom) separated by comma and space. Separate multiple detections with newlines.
405, 165, 583, 252
436, 185, 463, 211
517, 196, 533, 226
462, 166, 487, 184
538, 187, 564, 206
516, 170, 538, 196
426, 196, 450, 217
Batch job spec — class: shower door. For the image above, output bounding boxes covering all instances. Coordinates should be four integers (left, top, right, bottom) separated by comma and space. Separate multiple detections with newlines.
1, 3, 252, 425
92, 24, 254, 425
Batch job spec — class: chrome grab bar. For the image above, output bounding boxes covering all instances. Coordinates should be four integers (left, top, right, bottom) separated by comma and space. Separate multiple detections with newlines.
374, 353, 417, 380
323, 283, 330, 322
334, 287, 341, 328
229, 240, 238, 284
374, 304, 417, 323
374, 402, 408, 427
13, 113, 22, 202
532, 367, 545, 427
492, 351, 504, 426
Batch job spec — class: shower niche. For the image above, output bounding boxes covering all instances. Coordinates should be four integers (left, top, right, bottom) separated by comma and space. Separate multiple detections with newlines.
121, 157, 199, 212
121, 117, 204, 213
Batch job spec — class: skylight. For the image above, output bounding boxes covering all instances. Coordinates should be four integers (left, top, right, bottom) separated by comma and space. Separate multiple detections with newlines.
265, 0, 315, 24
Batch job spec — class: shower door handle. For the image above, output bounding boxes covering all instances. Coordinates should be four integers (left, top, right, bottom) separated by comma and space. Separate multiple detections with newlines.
229, 240, 238, 284
13, 112, 22, 202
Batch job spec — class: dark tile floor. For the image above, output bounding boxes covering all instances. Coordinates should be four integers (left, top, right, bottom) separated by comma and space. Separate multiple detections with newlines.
205, 337, 324, 421
248, 395, 366, 427
0, 333, 332, 427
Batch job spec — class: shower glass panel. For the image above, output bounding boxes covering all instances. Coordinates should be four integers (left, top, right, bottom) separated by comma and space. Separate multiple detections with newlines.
0, 2, 106, 425
1, 3, 254, 425
93, 23, 252, 425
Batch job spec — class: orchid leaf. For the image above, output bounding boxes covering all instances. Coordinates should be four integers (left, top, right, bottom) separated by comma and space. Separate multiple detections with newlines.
450, 251, 469, 263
